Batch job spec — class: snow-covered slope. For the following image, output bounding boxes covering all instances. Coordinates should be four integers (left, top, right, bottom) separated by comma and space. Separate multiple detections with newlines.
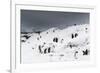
21, 24, 90, 63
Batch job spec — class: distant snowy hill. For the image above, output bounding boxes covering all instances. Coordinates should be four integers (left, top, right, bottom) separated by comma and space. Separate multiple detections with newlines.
21, 24, 90, 63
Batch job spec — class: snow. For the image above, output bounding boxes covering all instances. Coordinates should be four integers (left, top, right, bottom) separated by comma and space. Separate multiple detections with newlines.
21, 24, 90, 63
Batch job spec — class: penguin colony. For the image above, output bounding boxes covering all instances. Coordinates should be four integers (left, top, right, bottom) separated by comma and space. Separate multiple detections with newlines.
21, 24, 90, 63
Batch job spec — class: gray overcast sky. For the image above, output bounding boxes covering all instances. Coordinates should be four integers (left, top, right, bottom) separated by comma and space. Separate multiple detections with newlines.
21, 10, 89, 32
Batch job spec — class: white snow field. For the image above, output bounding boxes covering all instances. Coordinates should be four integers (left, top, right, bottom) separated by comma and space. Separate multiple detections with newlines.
21, 24, 90, 64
